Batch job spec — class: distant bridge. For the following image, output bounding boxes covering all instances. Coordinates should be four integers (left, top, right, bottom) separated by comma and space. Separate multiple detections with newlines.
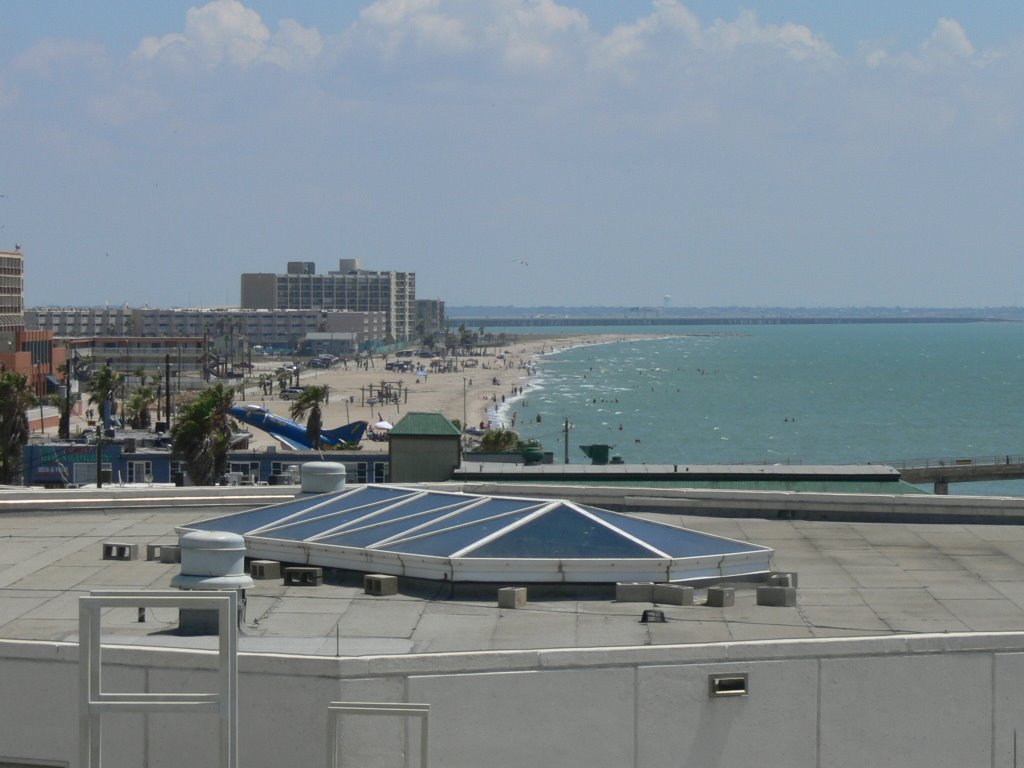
883, 455, 1024, 494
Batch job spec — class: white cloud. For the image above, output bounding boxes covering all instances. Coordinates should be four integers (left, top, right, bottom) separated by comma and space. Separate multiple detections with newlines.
704, 9, 835, 61
867, 18, 978, 72
351, 0, 589, 70
924, 17, 975, 59
492, 0, 589, 70
592, 0, 701, 70
356, 0, 472, 59
264, 19, 325, 69
593, 2, 833, 73
133, 0, 322, 71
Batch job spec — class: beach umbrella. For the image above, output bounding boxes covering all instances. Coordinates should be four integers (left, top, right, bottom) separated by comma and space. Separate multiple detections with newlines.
374, 420, 394, 430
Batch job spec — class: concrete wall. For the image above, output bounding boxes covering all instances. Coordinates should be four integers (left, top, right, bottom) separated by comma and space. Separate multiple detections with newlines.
2, 632, 1023, 768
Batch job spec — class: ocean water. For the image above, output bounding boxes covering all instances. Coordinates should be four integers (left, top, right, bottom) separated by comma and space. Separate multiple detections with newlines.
495, 323, 1024, 496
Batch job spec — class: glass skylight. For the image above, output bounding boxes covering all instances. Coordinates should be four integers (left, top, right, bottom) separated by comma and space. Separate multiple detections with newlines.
180, 486, 772, 584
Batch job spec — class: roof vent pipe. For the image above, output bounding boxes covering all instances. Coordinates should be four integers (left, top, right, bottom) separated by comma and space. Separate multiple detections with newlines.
300, 461, 347, 494
171, 530, 253, 634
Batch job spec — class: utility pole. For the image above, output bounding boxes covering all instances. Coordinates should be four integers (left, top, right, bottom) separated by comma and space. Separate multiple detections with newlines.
563, 417, 570, 465
164, 354, 172, 429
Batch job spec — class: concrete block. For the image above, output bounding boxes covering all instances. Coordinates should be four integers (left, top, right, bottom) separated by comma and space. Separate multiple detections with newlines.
145, 544, 162, 561
364, 573, 398, 596
284, 567, 323, 587
757, 585, 797, 607
616, 582, 655, 602
159, 544, 181, 564
768, 571, 798, 587
250, 560, 281, 580
102, 542, 138, 561
705, 587, 735, 607
654, 584, 694, 606
498, 587, 527, 609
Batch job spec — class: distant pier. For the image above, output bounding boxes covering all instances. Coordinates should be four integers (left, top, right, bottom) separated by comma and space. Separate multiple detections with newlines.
447, 316, 1001, 328
891, 455, 1024, 494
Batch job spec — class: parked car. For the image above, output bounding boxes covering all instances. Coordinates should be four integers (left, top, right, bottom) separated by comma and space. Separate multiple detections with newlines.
281, 388, 304, 400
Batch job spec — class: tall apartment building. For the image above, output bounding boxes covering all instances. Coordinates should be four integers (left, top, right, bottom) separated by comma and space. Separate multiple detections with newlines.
0, 247, 66, 397
241, 259, 416, 341
0, 248, 24, 336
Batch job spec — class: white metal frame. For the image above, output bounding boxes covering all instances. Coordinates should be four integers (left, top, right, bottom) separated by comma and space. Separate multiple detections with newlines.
327, 702, 430, 768
78, 590, 238, 768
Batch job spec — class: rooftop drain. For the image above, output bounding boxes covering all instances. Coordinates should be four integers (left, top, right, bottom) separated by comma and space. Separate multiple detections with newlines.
640, 609, 666, 623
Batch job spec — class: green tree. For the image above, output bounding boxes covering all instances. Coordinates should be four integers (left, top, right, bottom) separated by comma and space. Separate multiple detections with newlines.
55, 361, 73, 440
85, 365, 124, 431
124, 386, 155, 429
479, 428, 520, 452
170, 382, 235, 485
289, 385, 328, 449
0, 372, 37, 484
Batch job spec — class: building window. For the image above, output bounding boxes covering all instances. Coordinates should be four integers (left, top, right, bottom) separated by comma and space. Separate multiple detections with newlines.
127, 461, 153, 484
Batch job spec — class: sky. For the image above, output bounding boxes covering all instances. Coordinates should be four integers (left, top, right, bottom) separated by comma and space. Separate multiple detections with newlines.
1, 1, 1023, 309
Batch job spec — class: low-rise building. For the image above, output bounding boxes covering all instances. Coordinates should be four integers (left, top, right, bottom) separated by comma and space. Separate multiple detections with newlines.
27, 306, 389, 351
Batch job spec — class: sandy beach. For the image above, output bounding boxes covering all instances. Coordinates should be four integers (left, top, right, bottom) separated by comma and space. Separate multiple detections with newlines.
232, 334, 640, 453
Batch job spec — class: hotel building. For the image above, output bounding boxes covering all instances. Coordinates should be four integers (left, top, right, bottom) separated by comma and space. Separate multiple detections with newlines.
240, 259, 416, 341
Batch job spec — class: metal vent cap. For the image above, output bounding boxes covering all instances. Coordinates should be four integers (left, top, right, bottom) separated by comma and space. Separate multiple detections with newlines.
171, 530, 254, 590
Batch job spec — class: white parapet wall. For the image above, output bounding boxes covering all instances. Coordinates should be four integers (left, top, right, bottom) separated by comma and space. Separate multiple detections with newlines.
1, 632, 1024, 768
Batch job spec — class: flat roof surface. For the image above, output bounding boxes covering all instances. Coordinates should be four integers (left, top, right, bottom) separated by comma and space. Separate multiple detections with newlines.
4, 489, 1024, 655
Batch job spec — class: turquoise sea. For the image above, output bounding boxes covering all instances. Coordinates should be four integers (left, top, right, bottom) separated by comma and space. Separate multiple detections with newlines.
492, 323, 1024, 496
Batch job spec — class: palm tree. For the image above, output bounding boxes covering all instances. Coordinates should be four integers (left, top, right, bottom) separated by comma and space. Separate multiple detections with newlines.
170, 382, 235, 485
85, 365, 124, 432
125, 386, 155, 429
289, 385, 328, 449
0, 372, 37, 484
55, 361, 74, 440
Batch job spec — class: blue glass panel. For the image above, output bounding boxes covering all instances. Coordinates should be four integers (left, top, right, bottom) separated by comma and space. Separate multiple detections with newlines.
583, 507, 765, 557
270, 487, 416, 527
183, 495, 338, 535
184, 486, 388, 535
390, 498, 543, 539
375, 509, 540, 556
259, 497, 430, 541
317, 500, 482, 548
464, 506, 660, 559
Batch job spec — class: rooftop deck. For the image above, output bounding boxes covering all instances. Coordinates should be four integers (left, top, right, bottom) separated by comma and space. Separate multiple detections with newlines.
4, 486, 1024, 654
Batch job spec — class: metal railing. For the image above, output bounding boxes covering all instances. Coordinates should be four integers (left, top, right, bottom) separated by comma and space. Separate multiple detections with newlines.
877, 455, 1024, 471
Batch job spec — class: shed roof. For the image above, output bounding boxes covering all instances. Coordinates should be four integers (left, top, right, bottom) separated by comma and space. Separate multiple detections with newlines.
390, 411, 462, 437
